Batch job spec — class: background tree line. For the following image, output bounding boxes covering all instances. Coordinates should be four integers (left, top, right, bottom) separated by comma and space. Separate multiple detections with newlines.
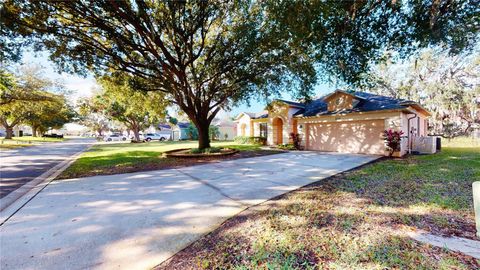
0, 65, 76, 139
366, 47, 479, 138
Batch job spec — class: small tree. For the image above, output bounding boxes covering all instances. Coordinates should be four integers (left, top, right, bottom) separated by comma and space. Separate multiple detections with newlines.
289, 132, 302, 150
186, 123, 198, 140
0, 66, 61, 139
209, 125, 220, 141
168, 117, 178, 126
25, 96, 75, 137
77, 97, 110, 137
383, 129, 404, 156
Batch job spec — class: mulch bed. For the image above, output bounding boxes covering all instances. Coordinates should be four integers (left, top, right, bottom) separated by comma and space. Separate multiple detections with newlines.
164, 148, 239, 158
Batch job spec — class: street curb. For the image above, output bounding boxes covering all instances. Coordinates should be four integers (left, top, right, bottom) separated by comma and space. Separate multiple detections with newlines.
0, 142, 94, 226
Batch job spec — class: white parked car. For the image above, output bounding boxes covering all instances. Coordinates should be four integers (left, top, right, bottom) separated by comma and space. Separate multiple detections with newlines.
143, 133, 170, 142
103, 134, 127, 142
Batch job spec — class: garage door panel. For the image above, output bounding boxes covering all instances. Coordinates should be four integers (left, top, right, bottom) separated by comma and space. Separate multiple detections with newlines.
307, 120, 384, 155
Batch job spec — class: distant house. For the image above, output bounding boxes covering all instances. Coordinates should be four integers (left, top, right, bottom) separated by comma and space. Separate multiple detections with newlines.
236, 89, 431, 156
172, 122, 191, 140
144, 123, 173, 138
157, 123, 172, 131
13, 125, 33, 137
212, 118, 236, 140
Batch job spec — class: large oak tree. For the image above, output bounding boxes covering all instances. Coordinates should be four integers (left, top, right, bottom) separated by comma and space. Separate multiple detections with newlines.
2, 0, 478, 148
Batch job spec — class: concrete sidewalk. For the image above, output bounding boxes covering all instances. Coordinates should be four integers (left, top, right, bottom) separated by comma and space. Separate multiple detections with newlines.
0, 151, 379, 270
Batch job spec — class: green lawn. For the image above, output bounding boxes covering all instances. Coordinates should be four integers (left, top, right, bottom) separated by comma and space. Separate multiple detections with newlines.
158, 138, 480, 270
58, 140, 280, 179
0, 136, 65, 149
0, 143, 31, 149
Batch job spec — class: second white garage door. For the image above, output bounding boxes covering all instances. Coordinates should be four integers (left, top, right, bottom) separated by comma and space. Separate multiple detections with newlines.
306, 120, 385, 155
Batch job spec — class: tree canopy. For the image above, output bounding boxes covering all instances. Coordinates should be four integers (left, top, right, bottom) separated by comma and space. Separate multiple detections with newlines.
76, 95, 111, 137
2, 0, 478, 147
97, 73, 168, 141
367, 47, 480, 137
0, 66, 72, 138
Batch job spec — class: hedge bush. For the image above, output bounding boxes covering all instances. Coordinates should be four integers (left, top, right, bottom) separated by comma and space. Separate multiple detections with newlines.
234, 136, 267, 145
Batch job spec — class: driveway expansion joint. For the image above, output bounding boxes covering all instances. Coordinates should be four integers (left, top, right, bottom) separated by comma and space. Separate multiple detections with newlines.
174, 168, 250, 207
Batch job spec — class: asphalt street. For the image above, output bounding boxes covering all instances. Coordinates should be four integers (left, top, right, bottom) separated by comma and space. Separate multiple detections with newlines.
0, 138, 94, 199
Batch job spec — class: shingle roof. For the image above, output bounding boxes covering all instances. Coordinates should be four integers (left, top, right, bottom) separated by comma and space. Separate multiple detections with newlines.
236, 111, 269, 120
157, 123, 172, 129
275, 99, 305, 108
177, 122, 190, 129
294, 91, 414, 117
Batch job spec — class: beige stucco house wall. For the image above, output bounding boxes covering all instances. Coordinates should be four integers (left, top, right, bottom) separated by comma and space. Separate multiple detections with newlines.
235, 90, 431, 156
235, 113, 254, 137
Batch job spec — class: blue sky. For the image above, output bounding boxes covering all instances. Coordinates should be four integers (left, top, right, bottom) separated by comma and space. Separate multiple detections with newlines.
20, 51, 335, 117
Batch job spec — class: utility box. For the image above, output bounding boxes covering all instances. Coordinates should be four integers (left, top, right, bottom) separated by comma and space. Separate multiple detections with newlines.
473, 182, 480, 238
412, 136, 437, 154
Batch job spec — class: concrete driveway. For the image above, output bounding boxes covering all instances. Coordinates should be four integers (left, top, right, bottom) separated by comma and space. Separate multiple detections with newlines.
0, 151, 379, 270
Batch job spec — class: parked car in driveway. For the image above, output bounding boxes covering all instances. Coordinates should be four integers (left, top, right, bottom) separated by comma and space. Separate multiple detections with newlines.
43, 133, 64, 138
103, 134, 127, 142
143, 133, 171, 142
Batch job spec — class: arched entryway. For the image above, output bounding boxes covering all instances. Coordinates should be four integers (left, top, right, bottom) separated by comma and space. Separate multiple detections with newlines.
272, 117, 283, 145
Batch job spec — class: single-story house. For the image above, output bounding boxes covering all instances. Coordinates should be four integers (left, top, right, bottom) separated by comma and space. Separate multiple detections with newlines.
172, 122, 192, 140
211, 118, 237, 140
235, 90, 431, 156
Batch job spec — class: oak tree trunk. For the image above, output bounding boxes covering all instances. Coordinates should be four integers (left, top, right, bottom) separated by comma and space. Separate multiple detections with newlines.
132, 128, 141, 142
5, 127, 13, 139
32, 126, 38, 137
196, 122, 211, 149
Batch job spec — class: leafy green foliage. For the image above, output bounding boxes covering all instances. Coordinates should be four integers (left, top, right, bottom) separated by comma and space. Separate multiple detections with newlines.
0, 66, 71, 138
264, 0, 479, 85
234, 136, 267, 145
209, 125, 220, 140
186, 123, 199, 140
168, 117, 178, 125
76, 95, 110, 136
25, 96, 76, 136
277, 143, 296, 150
189, 147, 222, 154
97, 73, 167, 141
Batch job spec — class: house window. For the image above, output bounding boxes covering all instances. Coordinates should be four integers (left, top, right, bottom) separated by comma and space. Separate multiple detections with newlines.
259, 123, 267, 138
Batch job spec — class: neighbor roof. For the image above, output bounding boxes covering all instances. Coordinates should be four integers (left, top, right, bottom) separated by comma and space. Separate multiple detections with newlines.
274, 99, 305, 108
236, 111, 269, 120
157, 123, 172, 129
176, 122, 190, 129
293, 90, 425, 117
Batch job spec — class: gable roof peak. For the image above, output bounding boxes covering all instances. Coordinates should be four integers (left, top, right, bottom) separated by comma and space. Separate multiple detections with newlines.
272, 99, 305, 108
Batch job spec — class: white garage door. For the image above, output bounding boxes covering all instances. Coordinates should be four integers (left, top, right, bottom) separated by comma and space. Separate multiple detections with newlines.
306, 120, 385, 155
